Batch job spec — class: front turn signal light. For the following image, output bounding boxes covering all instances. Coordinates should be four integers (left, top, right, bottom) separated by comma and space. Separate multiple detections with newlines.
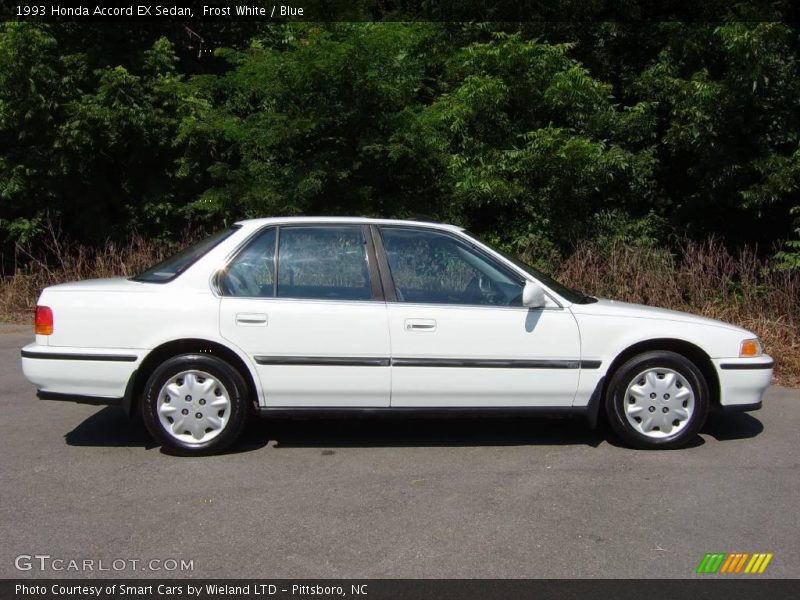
34, 306, 53, 335
739, 338, 763, 357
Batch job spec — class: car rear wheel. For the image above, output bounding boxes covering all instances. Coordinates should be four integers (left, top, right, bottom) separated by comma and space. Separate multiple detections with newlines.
605, 350, 709, 449
142, 354, 249, 456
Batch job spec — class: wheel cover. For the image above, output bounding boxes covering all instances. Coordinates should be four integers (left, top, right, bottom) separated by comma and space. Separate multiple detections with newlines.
623, 368, 695, 439
156, 370, 231, 445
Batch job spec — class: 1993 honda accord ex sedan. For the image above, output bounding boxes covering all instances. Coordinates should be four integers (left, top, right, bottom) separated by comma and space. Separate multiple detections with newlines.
21, 217, 773, 454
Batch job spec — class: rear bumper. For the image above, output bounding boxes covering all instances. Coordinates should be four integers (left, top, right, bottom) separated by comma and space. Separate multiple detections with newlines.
21, 343, 139, 400
713, 356, 773, 411
36, 390, 122, 406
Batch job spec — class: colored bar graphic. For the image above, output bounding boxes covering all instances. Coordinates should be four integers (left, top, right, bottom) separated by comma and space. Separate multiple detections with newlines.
698, 552, 773, 574
697, 553, 725, 573
733, 553, 749, 573
745, 553, 774, 574
696, 554, 712, 573
720, 554, 737, 573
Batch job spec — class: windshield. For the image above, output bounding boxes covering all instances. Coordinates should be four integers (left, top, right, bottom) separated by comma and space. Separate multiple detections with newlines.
464, 231, 592, 304
132, 227, 239, 283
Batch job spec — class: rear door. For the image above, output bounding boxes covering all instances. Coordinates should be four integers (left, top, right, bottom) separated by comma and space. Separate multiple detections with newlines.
219, 224, 390, 407
376, 226, 581, 408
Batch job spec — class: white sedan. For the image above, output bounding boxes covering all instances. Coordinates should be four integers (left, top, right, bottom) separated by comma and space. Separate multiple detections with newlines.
21, 217, 773, 455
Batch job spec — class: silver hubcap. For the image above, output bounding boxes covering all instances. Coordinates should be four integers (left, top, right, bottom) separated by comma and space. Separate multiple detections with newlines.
624, 368, 694, 438
157, 370, 231, 445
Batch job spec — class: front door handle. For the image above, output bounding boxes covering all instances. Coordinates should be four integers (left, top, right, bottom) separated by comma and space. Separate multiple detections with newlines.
236, 313, 268, 326
405, 319, 436, 332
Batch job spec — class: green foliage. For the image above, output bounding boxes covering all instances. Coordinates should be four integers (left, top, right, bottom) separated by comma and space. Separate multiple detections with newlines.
175, 23, 444, 223
0, 24, 193, 247
417, 32, 656, 250
2, 17, 800, 271
775, 208, 800, 269
591, 209, 671, 252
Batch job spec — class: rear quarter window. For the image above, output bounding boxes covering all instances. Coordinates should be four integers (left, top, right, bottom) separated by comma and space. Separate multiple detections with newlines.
132, 227, 240, 283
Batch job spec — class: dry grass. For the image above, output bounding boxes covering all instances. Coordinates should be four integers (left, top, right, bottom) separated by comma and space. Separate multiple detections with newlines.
1, 230, 182, 320
2, 234, 798, 386
556, 238, 800, 386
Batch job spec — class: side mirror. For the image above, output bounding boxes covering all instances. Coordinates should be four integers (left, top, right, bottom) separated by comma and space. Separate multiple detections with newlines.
522, 281, 546, 308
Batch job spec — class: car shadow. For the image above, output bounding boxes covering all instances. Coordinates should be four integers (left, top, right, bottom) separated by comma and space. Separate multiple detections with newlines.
65, 407, 605, 451
65, 406, 156, 449
64, 407, 762, 453
701, 412, 764, 441
261, 415, 605, 449
65, 406, 271, 454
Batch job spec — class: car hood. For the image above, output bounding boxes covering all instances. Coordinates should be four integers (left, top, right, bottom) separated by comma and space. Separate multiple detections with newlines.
46, 277, 148, 292
572, 298, 748, 333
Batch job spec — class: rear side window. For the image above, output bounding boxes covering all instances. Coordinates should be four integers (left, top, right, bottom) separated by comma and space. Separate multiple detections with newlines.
133, 227, 239, 283
220, 225, 372, 301
278, 226, 371, 300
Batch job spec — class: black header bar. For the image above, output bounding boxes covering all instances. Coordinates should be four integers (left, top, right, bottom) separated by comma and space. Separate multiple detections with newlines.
2, 0, 800, 23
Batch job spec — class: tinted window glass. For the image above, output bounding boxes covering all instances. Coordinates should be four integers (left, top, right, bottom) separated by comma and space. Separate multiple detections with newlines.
277, 226, 371, 300
380, 228, 524, 306
133, 227, 238, 283
220, 227, 276, 297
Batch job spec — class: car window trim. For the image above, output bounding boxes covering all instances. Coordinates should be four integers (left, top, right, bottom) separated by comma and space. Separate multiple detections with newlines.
273, 225, 281, 298
215, 222, 566, 307
368, 225, 397, 302
362, 224, 386, 301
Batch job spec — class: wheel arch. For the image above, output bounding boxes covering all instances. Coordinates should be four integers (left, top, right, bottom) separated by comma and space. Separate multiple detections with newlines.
123, 338, 260, 417
600, 338, 720, 411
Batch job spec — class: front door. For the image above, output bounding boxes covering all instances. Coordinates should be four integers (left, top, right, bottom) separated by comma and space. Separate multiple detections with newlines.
219, 224, 391, 407
377, 226, 581, 408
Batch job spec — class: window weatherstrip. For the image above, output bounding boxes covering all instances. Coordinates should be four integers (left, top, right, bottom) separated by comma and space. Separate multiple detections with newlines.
273, 225, 281, 298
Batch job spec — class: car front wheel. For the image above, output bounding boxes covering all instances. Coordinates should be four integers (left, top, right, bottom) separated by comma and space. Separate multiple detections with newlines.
142, 354, 249, 456
605, 350, 709, 449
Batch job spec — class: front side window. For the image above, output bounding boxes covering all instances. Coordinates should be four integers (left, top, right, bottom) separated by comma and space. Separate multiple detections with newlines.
277, 226, 371, 300
380, 227, 524, 306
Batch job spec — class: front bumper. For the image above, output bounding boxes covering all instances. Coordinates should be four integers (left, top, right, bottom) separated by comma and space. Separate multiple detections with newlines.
713, 356, 773, 411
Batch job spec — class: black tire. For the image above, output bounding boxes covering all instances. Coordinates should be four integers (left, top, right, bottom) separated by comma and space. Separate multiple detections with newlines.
141, 354, 249, 456
605, 350, 709, 449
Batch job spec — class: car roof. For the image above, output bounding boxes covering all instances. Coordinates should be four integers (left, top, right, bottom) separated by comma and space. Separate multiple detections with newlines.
233, 216, 465, 233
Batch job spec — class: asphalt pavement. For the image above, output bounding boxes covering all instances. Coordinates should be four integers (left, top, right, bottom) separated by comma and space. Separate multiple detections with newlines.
1, 323, 797, 579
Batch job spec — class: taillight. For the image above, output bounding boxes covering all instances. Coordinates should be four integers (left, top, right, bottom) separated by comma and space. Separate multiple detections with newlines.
35, 306, 53, 335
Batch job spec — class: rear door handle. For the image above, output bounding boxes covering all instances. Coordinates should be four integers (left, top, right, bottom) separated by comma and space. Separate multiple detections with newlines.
236, 313, 268, 326
405, 319, 436, 332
